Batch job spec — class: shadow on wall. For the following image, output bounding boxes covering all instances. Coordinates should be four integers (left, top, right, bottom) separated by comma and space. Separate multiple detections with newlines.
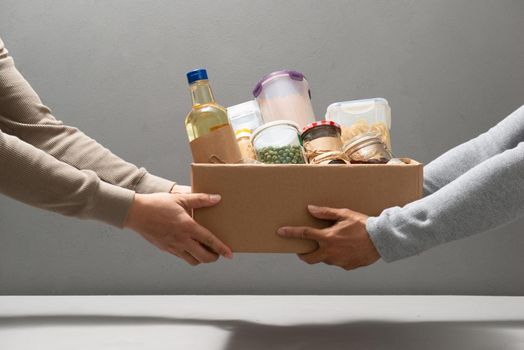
0, 314, 522, 349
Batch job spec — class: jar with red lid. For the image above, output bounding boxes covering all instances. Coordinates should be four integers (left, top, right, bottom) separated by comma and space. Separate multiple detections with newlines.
301, 120, 345, 163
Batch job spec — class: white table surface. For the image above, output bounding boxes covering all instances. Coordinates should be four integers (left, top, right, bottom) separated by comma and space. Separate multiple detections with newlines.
1, 296, 523, 349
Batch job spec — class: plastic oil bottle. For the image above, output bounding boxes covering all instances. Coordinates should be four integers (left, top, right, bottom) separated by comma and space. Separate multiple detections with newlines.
185, 69, 241, 163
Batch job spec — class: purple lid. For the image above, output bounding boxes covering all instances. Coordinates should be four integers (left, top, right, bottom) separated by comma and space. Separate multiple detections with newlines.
252, 70, 305, 98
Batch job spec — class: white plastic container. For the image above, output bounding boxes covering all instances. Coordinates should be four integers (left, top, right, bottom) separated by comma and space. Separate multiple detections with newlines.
227, 100, 264, 134
325, 98, 392, 150
252, 70, 316, 129
227, 100, 264, 161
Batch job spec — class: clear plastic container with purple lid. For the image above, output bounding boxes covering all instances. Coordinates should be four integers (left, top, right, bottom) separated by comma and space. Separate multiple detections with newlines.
252, 70, 316, 129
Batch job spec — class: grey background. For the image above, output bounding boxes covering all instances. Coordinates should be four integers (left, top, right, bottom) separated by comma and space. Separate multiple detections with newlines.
0, 0, 523, 295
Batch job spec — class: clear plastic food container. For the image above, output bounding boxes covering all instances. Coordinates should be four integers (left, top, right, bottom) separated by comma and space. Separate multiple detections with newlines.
227, 100, 264, 134
325, 98, 392, 151
251, 120, 306, 164
252, 70, 316, 129
227, 100, 263, 161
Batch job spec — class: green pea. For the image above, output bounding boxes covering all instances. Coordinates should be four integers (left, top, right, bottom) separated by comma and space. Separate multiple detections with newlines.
256, 145, 305, 164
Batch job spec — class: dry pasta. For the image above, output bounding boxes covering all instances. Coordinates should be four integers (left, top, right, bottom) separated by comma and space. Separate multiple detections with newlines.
340, 119, 391, 150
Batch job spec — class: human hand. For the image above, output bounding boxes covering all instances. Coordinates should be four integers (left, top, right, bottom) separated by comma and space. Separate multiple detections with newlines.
171, 184, 192, 194
125, 192, 233, 265
277, 205, 380, 270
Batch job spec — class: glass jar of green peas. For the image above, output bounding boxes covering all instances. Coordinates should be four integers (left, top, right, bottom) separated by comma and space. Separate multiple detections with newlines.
251, 120, 306, 164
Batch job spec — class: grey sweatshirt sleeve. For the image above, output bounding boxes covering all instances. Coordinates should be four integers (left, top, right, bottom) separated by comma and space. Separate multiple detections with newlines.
367, 105, 524, 262
0, 37, 175, 194
423, 105, 524, 196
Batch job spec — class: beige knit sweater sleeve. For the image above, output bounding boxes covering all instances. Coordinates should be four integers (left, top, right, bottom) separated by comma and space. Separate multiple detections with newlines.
0, 37, 175, 227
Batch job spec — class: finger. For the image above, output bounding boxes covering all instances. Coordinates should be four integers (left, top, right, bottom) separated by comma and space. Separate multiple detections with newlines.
185, 242, 219, 264
307, 205, 351, 221
171, 185, 192, 194
190, 222, 233, 259
298, 250, 326, 265
277, 226, 325, 241
167, 248, 200, 266
178, 193, 221, 210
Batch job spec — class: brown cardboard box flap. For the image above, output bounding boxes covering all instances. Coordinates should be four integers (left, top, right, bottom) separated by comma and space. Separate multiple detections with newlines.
192, 159, 423, 253
190, 125, 243, 164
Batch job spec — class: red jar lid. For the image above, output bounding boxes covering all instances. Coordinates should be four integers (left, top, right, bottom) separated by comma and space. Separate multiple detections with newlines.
302, 120, 341, 134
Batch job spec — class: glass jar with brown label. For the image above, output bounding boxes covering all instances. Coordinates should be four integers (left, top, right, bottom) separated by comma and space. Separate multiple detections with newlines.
301, 121, 344, 163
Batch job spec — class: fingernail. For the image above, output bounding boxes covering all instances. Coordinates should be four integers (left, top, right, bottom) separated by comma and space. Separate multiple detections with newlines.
210, 194, 221, 202
277, 228, 287, 236
308, 205, 320, 212
225, 252, 233, 259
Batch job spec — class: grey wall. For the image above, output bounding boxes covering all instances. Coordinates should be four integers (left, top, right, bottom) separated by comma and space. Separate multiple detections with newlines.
1, 0, 523, 295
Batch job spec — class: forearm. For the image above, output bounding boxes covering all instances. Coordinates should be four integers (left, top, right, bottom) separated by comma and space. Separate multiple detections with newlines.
0, 130, 135, 227
368, 141, 524, 262
423, 104, 524, 195
0, 37, 174, 193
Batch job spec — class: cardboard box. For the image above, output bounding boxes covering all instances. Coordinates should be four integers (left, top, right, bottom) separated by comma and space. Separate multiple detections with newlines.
192, 159, 423, 253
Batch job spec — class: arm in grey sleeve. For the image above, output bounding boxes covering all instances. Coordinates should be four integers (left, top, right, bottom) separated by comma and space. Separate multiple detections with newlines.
367, 141, 524, 262
423, 104, 524, 196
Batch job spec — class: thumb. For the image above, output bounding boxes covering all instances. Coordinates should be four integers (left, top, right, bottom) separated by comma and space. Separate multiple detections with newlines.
308, 205, 348, 221
177, 193, 221, 210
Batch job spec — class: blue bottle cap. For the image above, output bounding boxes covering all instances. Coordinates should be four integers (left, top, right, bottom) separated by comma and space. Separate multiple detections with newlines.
186, 69, 208, 84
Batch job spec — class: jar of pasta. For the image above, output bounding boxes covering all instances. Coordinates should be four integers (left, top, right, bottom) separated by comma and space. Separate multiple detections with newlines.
343, 132, 392, 164
251, 120, 306, 164
325, 98, 392, 151
301, 121, 344, 163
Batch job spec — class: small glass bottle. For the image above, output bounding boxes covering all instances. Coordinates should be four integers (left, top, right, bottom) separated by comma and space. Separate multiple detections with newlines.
235, 128, 256, 160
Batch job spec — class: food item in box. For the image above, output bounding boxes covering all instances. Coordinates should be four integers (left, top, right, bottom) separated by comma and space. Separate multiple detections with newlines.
253, 70, 316, 129
387, 158, 406, 165
340, 120, 391, 149
251, 120, 306, 164
227, 100, 263, 161
326, 98, 392, 151
185, 69, 242, 163
235, 129, 257, 160
309, 150, 349, 164
343, 132, 392, 164
301, 120, 344, 163
256, 145, 305, 164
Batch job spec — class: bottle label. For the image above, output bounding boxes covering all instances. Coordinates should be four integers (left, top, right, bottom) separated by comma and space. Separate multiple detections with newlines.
190, 125, 243, 164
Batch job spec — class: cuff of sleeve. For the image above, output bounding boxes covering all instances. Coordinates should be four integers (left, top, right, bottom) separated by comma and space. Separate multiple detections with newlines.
90, 181, 135, 228
366, 216, 402, 263
135, 172, 175, 194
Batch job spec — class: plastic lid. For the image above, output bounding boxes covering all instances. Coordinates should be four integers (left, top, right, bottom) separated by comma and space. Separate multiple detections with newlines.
302, 120, 341, 134
252, 70, 305, 97
186, 69, 208, 84
251, 120, 301, 142
325, 98, 391, 129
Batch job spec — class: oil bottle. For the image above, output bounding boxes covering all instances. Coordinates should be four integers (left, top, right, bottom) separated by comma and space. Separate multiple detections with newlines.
185, 69, 241, 163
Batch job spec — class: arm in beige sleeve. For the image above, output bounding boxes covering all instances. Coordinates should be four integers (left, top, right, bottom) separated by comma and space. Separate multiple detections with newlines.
0, 129, 134, 227
0, 37, 174, 194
